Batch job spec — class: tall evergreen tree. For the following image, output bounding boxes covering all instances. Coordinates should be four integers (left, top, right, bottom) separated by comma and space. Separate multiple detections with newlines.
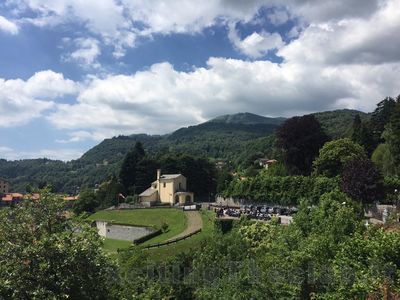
370, 96, 397, 147
158, 153, 217, 199
351, 115, 374, 156
384, 100, 400, 172
276, 115, 327, 175
119, 142, 146, 193
351, 115, 363, 143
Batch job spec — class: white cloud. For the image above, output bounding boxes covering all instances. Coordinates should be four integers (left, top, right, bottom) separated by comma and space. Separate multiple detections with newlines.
23, 70, 79, 98
2, 0, 400, 149
228, 23, 284, 58
5, 0, 383, 59
0, 70, 79, 127
47, 57, 400, 140
0, 15, 18, 34
11, 0, 134, 57
279, 0, 400, 65
64, 37, 101, 67
267, 8, 289, 25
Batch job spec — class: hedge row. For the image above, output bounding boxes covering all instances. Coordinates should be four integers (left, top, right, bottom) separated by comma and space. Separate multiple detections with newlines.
222, 174, 338, 206
223, 174, 400, 206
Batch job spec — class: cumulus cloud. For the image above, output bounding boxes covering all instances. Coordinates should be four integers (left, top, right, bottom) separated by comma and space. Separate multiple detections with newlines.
0, 15, 19, 34
228, 23, 284, 58
64, 37, 101, 67
279, 0, 400, 65
47, 57, 400, 141
6, 0, 381, 58
0, 70, 79, 127
267, 8, 290, 25
9, 0, 134, 57
2, 0, 400, 148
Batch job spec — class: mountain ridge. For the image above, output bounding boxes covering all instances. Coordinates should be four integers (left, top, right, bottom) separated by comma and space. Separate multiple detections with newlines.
0, 109, 368, 193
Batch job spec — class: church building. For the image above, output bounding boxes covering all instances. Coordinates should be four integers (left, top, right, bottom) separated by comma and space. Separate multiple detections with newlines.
139, 169, 194, 205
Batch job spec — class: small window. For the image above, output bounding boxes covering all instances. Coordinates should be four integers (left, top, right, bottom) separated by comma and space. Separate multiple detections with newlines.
163, 182, 166, 188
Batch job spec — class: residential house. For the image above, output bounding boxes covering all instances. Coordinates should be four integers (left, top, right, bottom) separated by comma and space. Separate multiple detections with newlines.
1, 193, 23, 206
256, 158, 278, 169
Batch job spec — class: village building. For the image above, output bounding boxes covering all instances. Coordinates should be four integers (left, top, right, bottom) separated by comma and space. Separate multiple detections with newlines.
0, 178, 10, 194
215, 160, 226, 170
255, 158, 278, 169
1, 193, 23, 206
139, 169, 194, 205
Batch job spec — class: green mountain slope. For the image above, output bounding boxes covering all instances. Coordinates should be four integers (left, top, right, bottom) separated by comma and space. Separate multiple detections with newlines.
0, 110, 367, 193
313, 109, 369, 139
209, 112, 286, 125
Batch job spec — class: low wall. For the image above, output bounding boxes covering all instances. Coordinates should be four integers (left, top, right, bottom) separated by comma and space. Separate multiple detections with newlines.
215, 196, 245, 207
95, 221, 156, 242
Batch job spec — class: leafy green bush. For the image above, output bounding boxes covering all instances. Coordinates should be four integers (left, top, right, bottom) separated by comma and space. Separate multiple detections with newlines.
223, 171, 338, 205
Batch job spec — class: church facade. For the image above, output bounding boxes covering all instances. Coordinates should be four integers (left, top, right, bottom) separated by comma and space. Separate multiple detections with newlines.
139, 169, 194, 205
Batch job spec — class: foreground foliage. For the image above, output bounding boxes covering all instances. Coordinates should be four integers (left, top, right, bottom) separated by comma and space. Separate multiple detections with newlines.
116, 191, 400, 299
0, 191, 118, 299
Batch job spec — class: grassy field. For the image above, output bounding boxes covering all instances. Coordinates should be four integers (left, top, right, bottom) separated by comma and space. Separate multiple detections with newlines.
89, 208, 187, 251
102, 238, 132, 253
144, 210, 216, 261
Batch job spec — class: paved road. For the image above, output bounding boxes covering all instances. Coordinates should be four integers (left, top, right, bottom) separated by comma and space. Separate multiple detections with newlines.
167, 211, 203, 241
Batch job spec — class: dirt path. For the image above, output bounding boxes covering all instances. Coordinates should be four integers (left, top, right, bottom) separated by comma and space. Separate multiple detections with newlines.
167, 211, 203, 241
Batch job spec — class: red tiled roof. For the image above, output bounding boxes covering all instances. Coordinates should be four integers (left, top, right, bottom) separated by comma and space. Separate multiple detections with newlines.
11, 193, 23, 198
1, 193, 23, 202
64, 196, 79, 201
2, 195, 12, 202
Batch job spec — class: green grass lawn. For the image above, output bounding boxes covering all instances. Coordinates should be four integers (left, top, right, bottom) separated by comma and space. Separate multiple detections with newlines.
144, 210, 216, 261
89, 208, 187, 251
102, 238, 132, 253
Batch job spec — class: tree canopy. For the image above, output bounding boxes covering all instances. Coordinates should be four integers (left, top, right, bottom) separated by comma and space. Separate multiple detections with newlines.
276, 115, 327, 175
0, 191, 118, 299
313, 138, 366, 177
340, 159, 384, 206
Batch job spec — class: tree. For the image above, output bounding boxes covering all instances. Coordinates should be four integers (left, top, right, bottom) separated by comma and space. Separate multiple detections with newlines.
351, 115, 363, 142
119, 142, 146, 194
134, 157, 158, 194
331, 227, 400, 299
371, 143, 397, 176
158, 153, 217, 199
216, 167, 233, 194
96, 176, 125, 208
0, 190, 119, 299
73, 188, 98, 214
383, 100, 400, 173
340, 159, 384, 206
370, 97, 397, 144
351, 115, 375, 155
276, 115, 327, 175
313, 138, 367, 177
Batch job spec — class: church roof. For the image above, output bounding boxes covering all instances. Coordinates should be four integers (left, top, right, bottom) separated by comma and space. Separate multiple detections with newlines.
160, 174, 182, 180
139, 187, 157, 197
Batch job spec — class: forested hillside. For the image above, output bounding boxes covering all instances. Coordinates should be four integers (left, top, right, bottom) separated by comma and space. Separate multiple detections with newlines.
0, 110, 365, 193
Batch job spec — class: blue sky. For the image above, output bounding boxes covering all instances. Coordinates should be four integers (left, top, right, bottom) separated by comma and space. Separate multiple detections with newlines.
0, 0, 399, 161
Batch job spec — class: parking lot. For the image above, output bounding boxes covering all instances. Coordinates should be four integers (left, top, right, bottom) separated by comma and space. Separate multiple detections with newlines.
214, 205, 297, 223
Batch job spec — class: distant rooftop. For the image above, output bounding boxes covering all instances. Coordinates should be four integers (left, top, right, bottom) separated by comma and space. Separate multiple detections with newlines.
160, 174, 182, 180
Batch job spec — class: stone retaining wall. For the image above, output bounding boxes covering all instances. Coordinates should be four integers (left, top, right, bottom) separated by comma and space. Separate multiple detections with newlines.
95, 221, 155, 242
